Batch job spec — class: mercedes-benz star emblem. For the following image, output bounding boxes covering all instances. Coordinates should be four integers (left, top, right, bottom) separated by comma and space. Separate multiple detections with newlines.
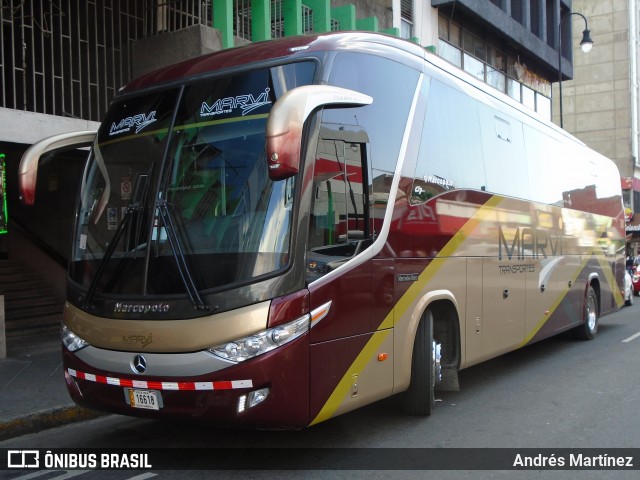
131, 354, 147, 374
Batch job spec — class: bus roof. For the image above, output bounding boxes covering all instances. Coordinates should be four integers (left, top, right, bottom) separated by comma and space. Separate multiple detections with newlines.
121, 32, 427, 94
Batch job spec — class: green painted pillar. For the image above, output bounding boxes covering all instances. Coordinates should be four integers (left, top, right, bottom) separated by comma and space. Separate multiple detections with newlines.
381, 27, 400, 36
213, 0, 234, 48
303, 0, 331, 33
252, 0, 271, 41
331, 5, 356, 31
284, 0, 303, 36
356, 17, 378, 32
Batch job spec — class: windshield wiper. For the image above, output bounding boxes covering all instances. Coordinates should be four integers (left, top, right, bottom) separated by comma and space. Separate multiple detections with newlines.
156, 200, 210, 312
83, 204, 139, 310
83, 172, 150, 310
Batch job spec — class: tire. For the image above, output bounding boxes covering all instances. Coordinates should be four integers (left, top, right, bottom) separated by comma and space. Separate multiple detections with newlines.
403, 311, 442, 416
626, 290, 634, 306
574, 286, 598, 340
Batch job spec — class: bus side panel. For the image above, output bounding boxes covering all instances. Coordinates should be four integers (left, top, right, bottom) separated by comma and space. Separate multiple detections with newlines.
308, 330, 393, 424
308, 260, 373, 343
524, 253, 583, 340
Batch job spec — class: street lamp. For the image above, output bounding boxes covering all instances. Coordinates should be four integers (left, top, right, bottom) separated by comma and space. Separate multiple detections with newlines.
558, 12, 594, 128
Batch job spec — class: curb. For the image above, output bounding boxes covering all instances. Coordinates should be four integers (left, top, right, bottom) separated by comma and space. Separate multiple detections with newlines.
0, 406, 106, 441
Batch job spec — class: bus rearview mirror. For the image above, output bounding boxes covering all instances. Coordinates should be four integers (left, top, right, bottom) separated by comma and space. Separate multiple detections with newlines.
265, 85, 372, 181
19, 130, 97, 205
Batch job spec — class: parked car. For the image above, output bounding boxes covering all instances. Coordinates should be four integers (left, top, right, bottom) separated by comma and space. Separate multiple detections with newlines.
625, 270, 634, 306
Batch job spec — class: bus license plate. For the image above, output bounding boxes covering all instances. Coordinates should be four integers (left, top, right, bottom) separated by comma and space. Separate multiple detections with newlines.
128, 389, 160, 410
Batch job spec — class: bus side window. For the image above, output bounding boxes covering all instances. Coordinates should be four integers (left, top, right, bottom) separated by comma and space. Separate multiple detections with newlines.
307, 124, 371, 281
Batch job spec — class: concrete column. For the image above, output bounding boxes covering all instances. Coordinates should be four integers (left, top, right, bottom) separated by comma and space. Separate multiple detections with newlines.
522, 0, 531, 29
303, 0, 331, 33
540, 0, 547, 43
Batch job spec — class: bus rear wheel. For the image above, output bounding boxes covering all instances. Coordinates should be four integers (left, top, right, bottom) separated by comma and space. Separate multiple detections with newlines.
574, 286, 598, 340
403, 311, 442, 416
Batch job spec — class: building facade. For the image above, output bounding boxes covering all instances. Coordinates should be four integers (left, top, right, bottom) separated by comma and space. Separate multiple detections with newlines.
549, 0, 640, 255
0, 0, 626, 263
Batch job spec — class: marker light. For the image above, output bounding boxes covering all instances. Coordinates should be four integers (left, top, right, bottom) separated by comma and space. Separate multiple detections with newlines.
61, 324, 90, 352
209, 315, 309, 363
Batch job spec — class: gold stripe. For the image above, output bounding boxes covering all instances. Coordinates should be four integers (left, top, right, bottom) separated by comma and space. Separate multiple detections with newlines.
520, 219, 623, 346
519, 255, 590, 346
310, 195, 503, 425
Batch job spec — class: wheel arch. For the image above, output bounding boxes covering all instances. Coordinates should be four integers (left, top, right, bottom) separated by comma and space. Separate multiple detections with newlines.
395, 290, 461, 393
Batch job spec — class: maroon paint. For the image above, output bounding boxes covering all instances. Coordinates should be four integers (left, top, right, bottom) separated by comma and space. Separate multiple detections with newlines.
64, 330, 310, 429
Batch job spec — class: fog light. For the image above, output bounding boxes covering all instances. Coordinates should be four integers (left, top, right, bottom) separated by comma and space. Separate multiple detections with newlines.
237, 388, 270, 413
247, 388, 269, 408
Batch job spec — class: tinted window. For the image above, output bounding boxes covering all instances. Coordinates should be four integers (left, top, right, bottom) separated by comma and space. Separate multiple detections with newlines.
412, 79, 486, 203
325, 52, 420, 183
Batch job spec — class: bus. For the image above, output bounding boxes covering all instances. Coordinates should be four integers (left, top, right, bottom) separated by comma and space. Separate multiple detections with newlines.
19, 32, 625, 428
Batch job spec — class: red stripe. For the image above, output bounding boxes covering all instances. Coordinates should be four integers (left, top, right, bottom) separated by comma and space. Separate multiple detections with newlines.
213, 381, 233, 390
68, 368, 251, 391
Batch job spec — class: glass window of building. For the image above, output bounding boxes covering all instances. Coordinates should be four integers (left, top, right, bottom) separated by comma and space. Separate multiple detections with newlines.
522, 85, 536, 110
401, 0, 413, 39
463, 53, 485, 82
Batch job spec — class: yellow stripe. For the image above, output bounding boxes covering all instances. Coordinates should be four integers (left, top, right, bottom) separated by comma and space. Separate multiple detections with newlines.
519, 255, 590, 346
310, 195, 503, 425
593, 248, 625, 308
520, 220, 623, 346
377, 194, 503, 331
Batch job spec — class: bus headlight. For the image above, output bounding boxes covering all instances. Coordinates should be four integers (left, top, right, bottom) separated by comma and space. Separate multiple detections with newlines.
61, 324, 90, 352
209, 315, 309, 363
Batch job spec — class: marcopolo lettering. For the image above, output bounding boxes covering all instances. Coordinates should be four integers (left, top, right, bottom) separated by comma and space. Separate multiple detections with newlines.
114, 302, 170, 314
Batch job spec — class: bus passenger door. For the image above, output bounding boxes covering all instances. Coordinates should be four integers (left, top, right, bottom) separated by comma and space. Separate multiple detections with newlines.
307, 124, 373, 340
307, 124, 393, 421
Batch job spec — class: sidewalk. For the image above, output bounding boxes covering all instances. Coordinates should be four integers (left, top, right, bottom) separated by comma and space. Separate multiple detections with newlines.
0, 332, 104, 441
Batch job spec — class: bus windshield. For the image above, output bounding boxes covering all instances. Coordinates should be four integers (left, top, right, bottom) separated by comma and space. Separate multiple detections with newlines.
69, 62, 315, 299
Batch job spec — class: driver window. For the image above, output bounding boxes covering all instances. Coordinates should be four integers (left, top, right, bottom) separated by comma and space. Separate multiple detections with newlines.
307, 123, 371, 282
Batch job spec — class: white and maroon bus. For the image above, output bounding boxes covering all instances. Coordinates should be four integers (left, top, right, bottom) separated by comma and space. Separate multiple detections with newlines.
20, 32, 625, 428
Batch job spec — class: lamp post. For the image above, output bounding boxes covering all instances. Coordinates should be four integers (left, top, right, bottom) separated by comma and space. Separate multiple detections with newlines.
558, 12, 593, 129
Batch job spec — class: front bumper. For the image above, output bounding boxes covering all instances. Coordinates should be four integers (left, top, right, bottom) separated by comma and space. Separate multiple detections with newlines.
63, 331, 311, 429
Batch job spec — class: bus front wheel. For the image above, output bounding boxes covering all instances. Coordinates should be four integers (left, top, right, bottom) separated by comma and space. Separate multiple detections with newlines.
403, 311, 442, 416
574, 286, 598, 340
